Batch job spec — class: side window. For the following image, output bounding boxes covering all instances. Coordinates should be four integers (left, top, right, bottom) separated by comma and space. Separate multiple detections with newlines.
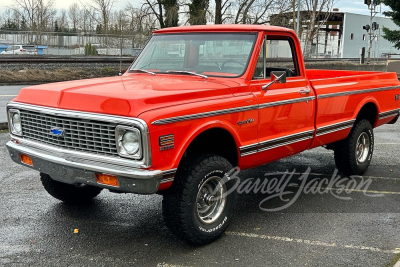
253, 39, 265, 79
253, 36, 299, 79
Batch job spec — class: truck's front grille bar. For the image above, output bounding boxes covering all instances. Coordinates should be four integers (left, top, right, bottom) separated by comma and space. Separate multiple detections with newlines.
20, 109, 118, 157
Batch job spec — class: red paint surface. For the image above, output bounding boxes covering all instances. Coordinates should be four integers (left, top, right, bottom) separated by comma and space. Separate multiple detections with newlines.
10, 25, 400, 192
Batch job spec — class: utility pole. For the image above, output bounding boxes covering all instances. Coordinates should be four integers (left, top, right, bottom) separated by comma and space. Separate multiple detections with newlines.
296, 0, 301, 36
364, 0, 380, 63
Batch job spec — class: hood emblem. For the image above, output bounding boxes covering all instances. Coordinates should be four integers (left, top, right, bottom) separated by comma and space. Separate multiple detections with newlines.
50, 127, 64, 137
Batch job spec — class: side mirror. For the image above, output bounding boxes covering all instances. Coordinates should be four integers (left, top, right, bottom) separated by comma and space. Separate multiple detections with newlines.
262, 71, 287, 91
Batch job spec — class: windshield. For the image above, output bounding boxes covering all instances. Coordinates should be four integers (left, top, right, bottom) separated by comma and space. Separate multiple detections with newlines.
130, 33, 257, 78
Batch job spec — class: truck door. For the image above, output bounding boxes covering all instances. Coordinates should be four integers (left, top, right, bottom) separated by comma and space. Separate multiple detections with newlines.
249, 34, 316, 164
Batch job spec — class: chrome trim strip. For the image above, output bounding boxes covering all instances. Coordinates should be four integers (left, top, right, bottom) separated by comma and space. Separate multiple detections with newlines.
7, 101, 152, 168
6, 140, 162, 180
151, 105, 258, 125
161, 168, 177, 184
160, 178, 175, 184
152, 96, 316, 125
240, 150, 259, 157
162, 168, 177, 176
380, 114, 399, 120
239, 143, 258, 151
259, 96, 316, 109
379, 109, 400, 120
316, 125, 353, 137
258, 136, 313, 153
239, 130, 314, 157
316, 119, 356, 131
317, 86, 400, 99
11, 134, 149, 168
316, 119, 355, 137
257, 130, 314, 147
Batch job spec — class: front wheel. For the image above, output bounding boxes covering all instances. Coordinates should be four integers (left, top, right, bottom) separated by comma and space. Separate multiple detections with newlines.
334, 119, 374, 175
40, 173, 103, 204
162, 154, 237, 245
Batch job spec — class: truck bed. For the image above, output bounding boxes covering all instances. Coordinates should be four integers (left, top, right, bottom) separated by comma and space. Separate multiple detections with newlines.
306, 69, 400, 148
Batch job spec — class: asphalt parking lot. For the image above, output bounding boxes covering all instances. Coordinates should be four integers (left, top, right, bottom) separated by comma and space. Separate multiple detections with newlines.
1, 120, 400, 267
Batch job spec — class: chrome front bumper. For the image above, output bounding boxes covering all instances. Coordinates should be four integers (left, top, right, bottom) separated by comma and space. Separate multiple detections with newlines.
6, 139, 170, 194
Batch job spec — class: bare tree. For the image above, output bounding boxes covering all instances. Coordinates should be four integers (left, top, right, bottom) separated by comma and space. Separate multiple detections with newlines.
14, 0, 39, 31
58, 9, 68, 31
88, 0, 115, 35
142, 0, 165, 28
302, 0, 334, 57
215, 0, 231, 24
13, 0, 54, 42
68, 3, 79, 32
269, 0, 298, 29
234, 0, 276, 24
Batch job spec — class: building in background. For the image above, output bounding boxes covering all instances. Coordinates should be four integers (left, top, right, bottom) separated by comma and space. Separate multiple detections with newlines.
272, 9, 400, 58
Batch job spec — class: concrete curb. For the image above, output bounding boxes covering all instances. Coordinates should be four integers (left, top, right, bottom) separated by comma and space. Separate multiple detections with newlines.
0, 122, 8, 130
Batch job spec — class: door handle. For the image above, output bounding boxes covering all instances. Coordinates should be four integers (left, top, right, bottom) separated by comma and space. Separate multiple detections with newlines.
299, 88, 311, 95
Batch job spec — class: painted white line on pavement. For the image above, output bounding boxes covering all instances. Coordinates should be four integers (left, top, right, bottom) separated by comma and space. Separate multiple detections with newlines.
375, 143, 400, 145
157, 264, 194, 267
259, 172, 400, 181
288, 185, 400, 195
226, 231, 400, 254
0, 95, 18, 97
394, 258, 400, 267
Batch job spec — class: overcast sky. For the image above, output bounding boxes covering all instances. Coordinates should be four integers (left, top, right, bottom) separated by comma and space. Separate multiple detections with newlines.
0, 0, 392, 18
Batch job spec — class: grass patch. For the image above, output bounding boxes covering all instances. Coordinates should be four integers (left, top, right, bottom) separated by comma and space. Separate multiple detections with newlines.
0, 67, 122, 84
0, 129, 9, 134
387, 254, 400, 267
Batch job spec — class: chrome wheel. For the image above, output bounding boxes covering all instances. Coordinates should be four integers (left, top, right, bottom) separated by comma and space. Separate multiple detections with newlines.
196, 176, 227, 224
356, 132, 370, 164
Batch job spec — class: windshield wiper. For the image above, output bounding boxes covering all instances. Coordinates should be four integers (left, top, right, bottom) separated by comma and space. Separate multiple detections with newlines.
166, 70, 208, 80
131, 69, 156, 76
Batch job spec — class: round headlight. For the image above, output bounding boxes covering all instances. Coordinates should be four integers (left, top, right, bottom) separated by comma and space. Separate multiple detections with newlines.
12, 113, 22, 134
122, 131, 140, 154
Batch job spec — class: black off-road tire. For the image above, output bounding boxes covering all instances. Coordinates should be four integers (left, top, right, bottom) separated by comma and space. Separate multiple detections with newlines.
40, 173, 103, 204
162, 154, 238, 245
334, 119, 374, 175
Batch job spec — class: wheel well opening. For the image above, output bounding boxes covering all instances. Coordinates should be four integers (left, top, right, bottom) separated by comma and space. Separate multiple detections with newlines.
356, 102, 378, 127
183, 128, 238, 167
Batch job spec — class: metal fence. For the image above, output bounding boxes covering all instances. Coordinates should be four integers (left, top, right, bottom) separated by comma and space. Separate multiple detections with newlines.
0, 30, 151, 56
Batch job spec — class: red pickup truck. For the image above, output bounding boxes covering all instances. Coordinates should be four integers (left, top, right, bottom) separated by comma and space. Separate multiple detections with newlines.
6, 25, 400, 245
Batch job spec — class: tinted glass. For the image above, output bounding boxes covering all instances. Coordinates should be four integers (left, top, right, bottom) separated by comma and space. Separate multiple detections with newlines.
131, 33, 257, 77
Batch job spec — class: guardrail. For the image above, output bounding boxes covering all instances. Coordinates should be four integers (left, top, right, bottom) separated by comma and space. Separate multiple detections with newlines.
0, 56, 390, 64
0, 56, 136, 63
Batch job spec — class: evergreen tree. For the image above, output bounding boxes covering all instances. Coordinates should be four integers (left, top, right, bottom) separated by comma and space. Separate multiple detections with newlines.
380, 0, 400, 49
162, 0, 179, 27
20, 17, 27, 31
188, 0, 209, 25
54, 21, 59, 32
96, 24, 102, 34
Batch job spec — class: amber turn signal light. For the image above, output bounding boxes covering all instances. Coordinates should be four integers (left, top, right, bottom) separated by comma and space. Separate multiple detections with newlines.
95, 173, 119, 187
19, 154, 33, 166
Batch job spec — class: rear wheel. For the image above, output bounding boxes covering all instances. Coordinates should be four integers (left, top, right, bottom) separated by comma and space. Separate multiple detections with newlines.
40, 173, 103, 204
334, 119, 374, 175
162, 154, 237, 245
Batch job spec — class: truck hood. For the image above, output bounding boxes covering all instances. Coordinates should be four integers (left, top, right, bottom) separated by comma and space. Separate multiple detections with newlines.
13, 75, 233, 117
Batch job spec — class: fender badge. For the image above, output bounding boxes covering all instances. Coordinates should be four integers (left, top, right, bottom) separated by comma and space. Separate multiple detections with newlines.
50, 127, 64, 137
160, 145, 174, 151
395, 94, 399, 101
238, 118, 254, 125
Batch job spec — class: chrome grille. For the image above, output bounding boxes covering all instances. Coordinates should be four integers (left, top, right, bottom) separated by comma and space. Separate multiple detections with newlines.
20, 109, 118, 156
